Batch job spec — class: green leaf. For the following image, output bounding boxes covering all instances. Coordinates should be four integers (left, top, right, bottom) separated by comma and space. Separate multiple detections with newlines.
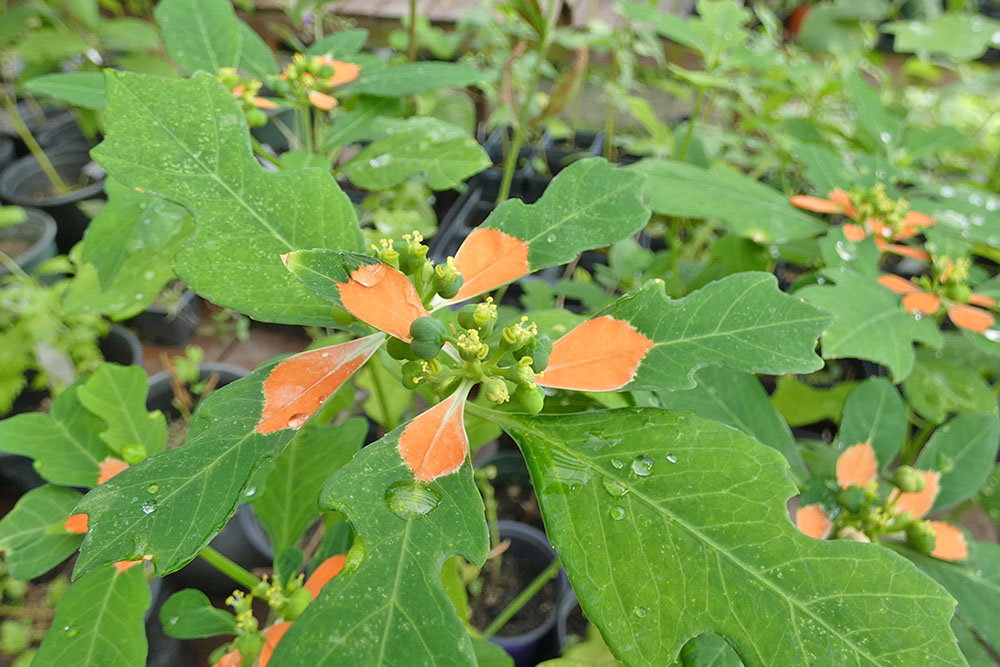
342, 119, 490, 191
490, 407, 963, 665
33, 564, 150, 667
97, 17, 162, 53
22, 72, 106, 110
795, 142, 857, 194
770, 375, 859, 428
253, 418, 366, 553
915, 413, 1000, 511
798, 270, 942, 382
349, 62, 481, 97
355, 352, 410, 431
235, 20, 278, 79
270, 429, 488, 666
307, 28, 369, 57
838, 377, 906, 467
846, 72, 904, 151
154, 0, 240, 73
658, 366, 806, 483
322, 96, 404, 149
628, 159, 825, 244
884, 14, 1000, 62
910, 185, 1000, 249
472, 635, 514, 666
622, 0, 749, 65
0, 384, 113, 487
0, 485, 84, 580
91, 71, 363, 326
903, 360, 998, 424
77, 364, 167, 457
159, 589, 238, 639
951, 616, 995, 667
901, 540, 1000, 655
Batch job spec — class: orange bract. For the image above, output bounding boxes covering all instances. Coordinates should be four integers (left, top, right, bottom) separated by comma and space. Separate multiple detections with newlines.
537, 317, 654, 391
114, 560, 143, 574
902, 291, 941, 316
929, 521, 968, 562
883, 243, 930, 261
968, 293, 998, 308
835, 443, 878, 489
338, 263, 429, 341
259, 621, 292, 667
947, 304, 995, 334
212, 649, 242, 667
842, 223, 867, 242
790, 194, 843, 214
308, 90, 337, 110
305, 554, 346, 600
256, 335, 382, 435
877, 274, 918, 295
902, 210, 935, 228
796, 503, 831, 540
397, 392, 468, 482
253, 97, 278, 109
327, 61, 361, 87
64, 513, 88, 534
891, 471, 940, 519
98, 457, 128, 485
450, 228, 531, 302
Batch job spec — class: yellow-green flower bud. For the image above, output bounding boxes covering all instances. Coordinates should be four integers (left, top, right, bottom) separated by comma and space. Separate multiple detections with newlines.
282, 587, 312, 621
892, 465, 926, 494
512, 384, 545, 414
401, 361, 424, 388
502, 316, 538, 351
371, 239, 400, 267
456, 329, 489, 361
484, 377, 510, 404
433, 257, 464, 299
234, 633, 265, 662
906, 521, 936, 555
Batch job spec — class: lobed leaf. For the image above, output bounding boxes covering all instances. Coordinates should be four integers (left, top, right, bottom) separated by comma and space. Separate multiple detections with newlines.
348, 61, 481, 97
159, 588, 239, 639
902, 360, 998, 424
154, 0, 240, 74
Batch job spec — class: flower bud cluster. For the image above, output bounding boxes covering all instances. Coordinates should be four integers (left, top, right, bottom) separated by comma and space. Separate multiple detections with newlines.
217, 68, 271, 127
369, 231, 464, 304
831, 464, 933, 553
275, 54, 360, 111
852, 184, 909, 235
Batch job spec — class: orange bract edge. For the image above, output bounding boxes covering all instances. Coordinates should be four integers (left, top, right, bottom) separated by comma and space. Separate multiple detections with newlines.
98, 457, 129, 485
877, 274, 918, 295
326, 60, 361, 87
928, 521, 968, 562
258, 621, 292, 667
842, 223, 867, 242
308, 90, 338, 110
337, 263, 429, 341
790, 194, 844, 214
212, 649, 242, 667
114, 559, 143, 574
947, 304, 996, 334
902, 291, 941, 316
256, 335, 382, 435
536, 316, 654, 392
305, 554, 346, 600
450, 228, 531, 302
64, 513, 88, 534
397, 391, 468, 482
835, 443, 878, 490
796, 503, 831, 540
891, 470, 940, 519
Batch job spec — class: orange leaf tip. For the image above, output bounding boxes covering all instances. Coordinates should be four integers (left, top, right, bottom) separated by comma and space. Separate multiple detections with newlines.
337, 263, 429, 341
835, 443, 878, 489
796, 503, 831, 540
903, 210, 935, 228
398, 389, 470, 482
928, 522, 968, 561
259, 622, 292, 667
891, 471, 940, 519
884, 244, 930, 261
877, 274, 919, 295
305, 554, 346, 600
902, 291, 941, 316
789, 194, 842, 214
948, 304, 995, 334
253, 97, 278, 109
828, 189, 856, 217
536, 316, 653, 392
968, 293, 998, 308
114, 559, 143, 574
256, 334, 383, 434
213, 649, 243, 667
327, 61, 361, 87
65, 513, 88, 534
308, 90, 337, 110
98, 457, 129, 485
450, 228, 531, 302
842, 223, 867, 242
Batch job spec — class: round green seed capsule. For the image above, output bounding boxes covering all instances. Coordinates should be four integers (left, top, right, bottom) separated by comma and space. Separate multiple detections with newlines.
386, 336, 417, 361
411, 339, 443, 360
906, 521, 936, 555
410, 316, 447, 343
892, 465, 926, 493
513, 385, 545, 414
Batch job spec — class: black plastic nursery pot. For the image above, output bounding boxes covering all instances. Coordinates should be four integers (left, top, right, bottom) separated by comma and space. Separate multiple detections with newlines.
539, 131, 604, 177
128, 288, 202, 346
475, 450, 545, 532
35, 113, 92, 151
0, 148, 106, 254
555, 595, 589, 651
471, 521, 572, 667
0, 102, 61, 156
0, 135, 13, 171
146, 364, 273, 594
0, 206, 57, 276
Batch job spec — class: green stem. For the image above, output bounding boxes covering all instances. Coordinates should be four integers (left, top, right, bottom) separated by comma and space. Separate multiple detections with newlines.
0, 248, 30, 279
676, 86, 707, 163
1, 91, 70, 194
900, 420, 935, 465
497, 0, 560, 204
199, 546, 261, 591
408, 0, 419, 62
366, 353, 398, 432
987, 151, 1000, 192
482, 556, 561, 639
300, 105, 314, 154
251, 137, 282, 168
474, 467, 503, 582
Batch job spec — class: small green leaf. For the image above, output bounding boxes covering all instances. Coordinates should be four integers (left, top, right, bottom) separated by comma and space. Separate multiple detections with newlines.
253, 418, 366, 553
270, 429, 488, 666
77, 364, 167, 456
0, 485, 83, 580
838, 377, 906, 467
680, 633, 744, 666
658, 366, 806, 483
235, 19, 277, 79
884, 14, 1000, 62
22, 72, 106, 110
903, 360, 998, 424
846, 72, 904, 151
770, 375, 859, 427
916, 413, 1000, 511
0, 384, 112, 487
472, 635, 514, 666
307, 29, 369, 57
154, 0, 240, 73
34, 564, 150, 667
492, 408, 963, 665
628, 159, 825, 244
92, 71, 364, 325
159, 589, 238, 639
349, 62, 481, 97
322, 96, 403, 149
799, 270, 942, 382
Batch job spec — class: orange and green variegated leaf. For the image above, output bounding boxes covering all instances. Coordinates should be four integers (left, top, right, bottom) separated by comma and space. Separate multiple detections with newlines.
796, 503, 832, 540
0, 485, 84, 580
72, 338, 379, 579
536, 273, 831, 392
928, 522, 969, 562
269, 414, 488, 667
283, 250, 428, 341
449, 158, 649, 302
835, 443, 878, 489
397, 390, 470, 482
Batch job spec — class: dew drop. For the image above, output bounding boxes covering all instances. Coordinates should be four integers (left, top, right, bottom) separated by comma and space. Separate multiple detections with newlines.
633, 607, 647, 618
385, 481, 442, 520
610, 505, 626, 521
368, 154, 391, 168
63, 625, 78, 637
146, 484, 159, 494
321, 351, 330, 358
168, 617, 179, 625
631, 455, 653, 477
834, 240, 856, 262
879, 132, 892, 144
244, 487, 257, 497
602, 477, 628, 498
143, 271, 155, 280
140, 500, 156, 514
546, 234, 556, 242
666, 453, 678, 464
610, 458, 624, 469
286, 413, 309, 429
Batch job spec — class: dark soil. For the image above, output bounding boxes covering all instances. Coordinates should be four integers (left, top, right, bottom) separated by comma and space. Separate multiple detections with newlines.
166, 417, 189, 449
29, 174, 96, 200
563, 602, 588, 643
0, 236, 32, 258
494, 480, 544, 531
469, 552, 560, 638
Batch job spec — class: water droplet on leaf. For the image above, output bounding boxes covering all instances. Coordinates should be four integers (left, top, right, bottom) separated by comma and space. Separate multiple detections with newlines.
610, 505, 626, 521
286, 413, 309, 429
602, 477, 628, 498
385, 481, 442, 520
633, 607, 647, 618
666, 454, 678, 464
631, 455, 653, 477
146, 484, 159, 494
140, 500, 156, 514
610, 458, 624, 469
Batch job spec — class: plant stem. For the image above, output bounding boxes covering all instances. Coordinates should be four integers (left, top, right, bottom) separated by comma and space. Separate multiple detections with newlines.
300, 106, 314, 154
0, 248, 31, 279
408, 0, 419, 62
482, 556, 561, 639
988, 151, 1000, 192
676, 86, 707, 163
199, 546, 261, 591
496, 0, 560, 204
251, 137, 282, 168
474, 467, 503, 582
1, 91, 70, 194
900, 420, 935, 465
